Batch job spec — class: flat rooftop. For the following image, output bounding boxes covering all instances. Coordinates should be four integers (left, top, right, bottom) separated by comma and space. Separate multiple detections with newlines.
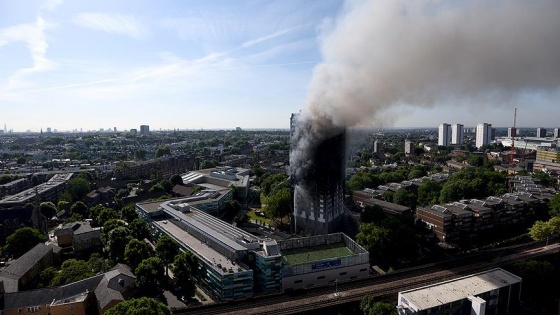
399, 268, 521, 311
153, 219, 249, 275
282, 242, 353, 266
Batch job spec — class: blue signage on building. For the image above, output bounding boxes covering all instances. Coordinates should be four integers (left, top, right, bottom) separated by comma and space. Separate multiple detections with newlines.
312, 259, 341, 270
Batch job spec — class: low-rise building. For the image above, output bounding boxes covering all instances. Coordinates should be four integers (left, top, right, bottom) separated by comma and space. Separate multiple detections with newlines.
56, 221, 102, 252
397, 268, 521, 315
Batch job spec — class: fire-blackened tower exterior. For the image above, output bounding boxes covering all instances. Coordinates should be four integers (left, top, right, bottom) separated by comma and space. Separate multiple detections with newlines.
292, 127, 346, 235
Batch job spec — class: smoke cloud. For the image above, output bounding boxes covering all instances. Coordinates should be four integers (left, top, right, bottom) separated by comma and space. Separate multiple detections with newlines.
291, 0, 560, 180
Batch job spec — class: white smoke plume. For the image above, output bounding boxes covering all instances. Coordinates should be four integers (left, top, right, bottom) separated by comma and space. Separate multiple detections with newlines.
291, 0, 560, 179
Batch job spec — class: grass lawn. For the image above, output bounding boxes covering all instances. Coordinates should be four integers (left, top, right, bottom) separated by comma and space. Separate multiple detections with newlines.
282, 243, 353, 265
247, 209, 274, 226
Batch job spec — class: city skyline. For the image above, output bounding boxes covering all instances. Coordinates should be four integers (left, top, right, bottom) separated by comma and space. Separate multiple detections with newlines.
1, 1, 560, 132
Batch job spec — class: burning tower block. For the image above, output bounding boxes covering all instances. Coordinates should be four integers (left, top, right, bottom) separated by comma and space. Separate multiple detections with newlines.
292, 128, 346, 235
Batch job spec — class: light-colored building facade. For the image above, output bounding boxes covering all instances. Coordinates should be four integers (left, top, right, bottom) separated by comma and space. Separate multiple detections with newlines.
451, 124, 464, 145
536, 127, 546, 138
554, 127, 559, 139
397, 268, 521, 315
475, 123, 492, 148
139, 125, 149, 135
404, 140, 415, 155
438, 123, 451, 146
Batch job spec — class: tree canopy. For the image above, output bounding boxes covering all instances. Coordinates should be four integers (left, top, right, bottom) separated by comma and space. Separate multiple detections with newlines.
156, 235, 179, 276
172, 251, 197, 298
360, 296, 397, 315
105, 297, 171, 315
125, 239, 154, 272
4, 227, 45, 258
51, 259, 95, 287
135, 257, 165, 297
65, 177, 91, 201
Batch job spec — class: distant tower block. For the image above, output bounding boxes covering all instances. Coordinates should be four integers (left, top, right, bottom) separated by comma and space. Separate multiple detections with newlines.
452, 124, 464, 145
536, 127, 546, 138
438, 123, 451, 146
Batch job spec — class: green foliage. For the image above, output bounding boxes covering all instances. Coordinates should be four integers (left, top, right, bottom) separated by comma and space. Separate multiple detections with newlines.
392, 188, 417, 209
149, 180, 173, 193
507, 259, 559, 303
65, 177, 91, 201
87, 253, 113, 274
361, 205, 386, 224
172, 251, 197, 298
417, 180, 442, 206
125, 239, 154, 271
70, 201, 89, 218
38, 267, 58, 288
549, 193, 560, 217
169, 174, 183, 186
120, 204, 138, 222
105, 297, 171, 315
135, 257, 165, 297
51, 259, 94, 287
129, 218, 150, 240
5, 227, 45, 258
360, 296, 397, 315
155, 146, 171, 158
529, 220, 554, 241
347, 171, 380, 191
97, 207, 118, 226
106, 226, 132, 262
31, 174, 40, 186
222, 200, 242, 221
200, 159, 218, 169
264, 187, 291, 221
356, 217, 417, 266
156, 236, 179, 275
260, 173, 289, 196
40, 201, 57, 218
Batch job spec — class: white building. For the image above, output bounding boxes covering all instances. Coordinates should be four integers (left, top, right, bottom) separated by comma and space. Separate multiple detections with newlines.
554, 128, 559, 139
475, 123, 492, 148
397, 268, 521, 315
404, 140, 415, 155
507, 127, 516, 138
536, 127, 547, 138
451, 124, 464, 145
438, 123, 451, 147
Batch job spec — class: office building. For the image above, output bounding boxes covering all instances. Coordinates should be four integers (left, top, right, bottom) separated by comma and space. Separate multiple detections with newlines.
135, 197, 369, 300
451, 124, 464, 145
536, 127, 547, 138
140, 125, 150, 135
397, 268, 521, 315
438, 123, 451, 146
475, 123, 492, 148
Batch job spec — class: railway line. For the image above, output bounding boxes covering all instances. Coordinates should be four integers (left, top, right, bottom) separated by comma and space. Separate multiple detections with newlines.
176, 241, 559, 315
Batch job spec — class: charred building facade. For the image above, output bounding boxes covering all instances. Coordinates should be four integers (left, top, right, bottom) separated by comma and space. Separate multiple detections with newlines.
292, 122, 346, 235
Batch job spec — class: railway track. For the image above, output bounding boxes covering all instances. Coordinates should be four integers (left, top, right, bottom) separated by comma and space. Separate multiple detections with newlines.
177, 241, 559, 315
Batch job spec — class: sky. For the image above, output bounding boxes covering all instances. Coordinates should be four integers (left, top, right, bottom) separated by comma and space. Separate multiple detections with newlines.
1, 0, 559, 132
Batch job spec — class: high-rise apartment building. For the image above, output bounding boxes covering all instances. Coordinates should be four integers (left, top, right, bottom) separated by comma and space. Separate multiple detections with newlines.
140, 125, 150, 135
507, 127, 516, 138
438, 123, 451, 146
554, 128, 559, 139
373, 139, 384, 157
536, 127, 547, 138
451, 124, 464, 145
404, 140, 415, 155
475, 123, 492, 148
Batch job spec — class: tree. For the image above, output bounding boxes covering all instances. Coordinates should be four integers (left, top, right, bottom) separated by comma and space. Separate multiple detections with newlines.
264, 187, 291, 222
4, 227, 45, 258
65, 177, 91, 201
31, 174, 40, 186
39, 267, 58, 288
361, 205, 386, 224
101, 219, 127, 244
155, 146, 171, 158
70, 201, 89, 218
156, 236, 179, 276
135, 257, 165, 297
89, 204, 107, 224
200, 159, 218, 169
393, 188, 417, 209
549, 193, 560, 217
106, 226, 132, 262
51, 259, 94, 287
105, 297, 171, 315
222, 200, 242, 221
172, 251, 197, 298
417, 180, 442, 206
125, 239, 154, 272
170, 174, 183, 186
97, 207, 118, 226
40, 201, 57, 219
360, 296, 397, 315
120, 204, 138, 222
529, 220, 554, 242
129, 218, 150, 240
87, 253, 113, 274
